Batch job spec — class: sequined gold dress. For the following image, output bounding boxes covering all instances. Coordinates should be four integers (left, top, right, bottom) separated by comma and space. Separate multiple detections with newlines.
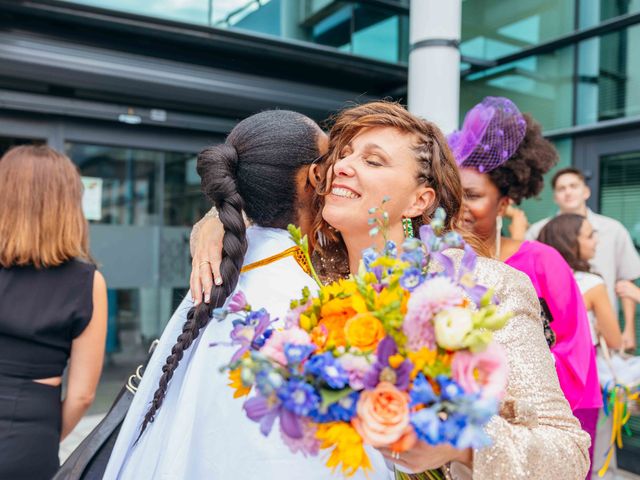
441, 249, 590, 480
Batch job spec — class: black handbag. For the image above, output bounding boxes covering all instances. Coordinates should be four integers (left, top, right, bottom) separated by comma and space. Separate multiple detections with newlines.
53, 340, 158, 480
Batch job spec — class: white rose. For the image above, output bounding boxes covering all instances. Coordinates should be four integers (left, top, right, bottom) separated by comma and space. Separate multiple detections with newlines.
434, 307, 473, 350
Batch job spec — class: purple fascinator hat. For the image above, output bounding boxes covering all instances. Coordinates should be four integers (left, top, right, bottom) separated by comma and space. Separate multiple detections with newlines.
447, 96, 527, 173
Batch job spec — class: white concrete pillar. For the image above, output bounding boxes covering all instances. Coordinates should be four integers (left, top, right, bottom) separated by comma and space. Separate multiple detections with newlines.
408, 0, 462, 133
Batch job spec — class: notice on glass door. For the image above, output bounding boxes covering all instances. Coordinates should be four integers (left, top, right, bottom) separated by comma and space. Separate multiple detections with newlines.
81, 176, 103, 221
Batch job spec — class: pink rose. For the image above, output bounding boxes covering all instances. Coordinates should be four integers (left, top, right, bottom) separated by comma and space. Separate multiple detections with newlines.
261, 327, 312, 366
351, 382, 414, 448
452, 343, 508, 399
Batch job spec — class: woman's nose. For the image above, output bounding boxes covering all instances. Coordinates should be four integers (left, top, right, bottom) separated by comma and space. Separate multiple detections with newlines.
333, 156, 356, 177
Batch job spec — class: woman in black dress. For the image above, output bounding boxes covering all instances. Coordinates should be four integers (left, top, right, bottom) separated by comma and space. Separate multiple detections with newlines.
0, 145, 107, 479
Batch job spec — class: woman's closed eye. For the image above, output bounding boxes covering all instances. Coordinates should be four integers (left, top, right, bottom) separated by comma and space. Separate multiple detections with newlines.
363, 154, 384, 167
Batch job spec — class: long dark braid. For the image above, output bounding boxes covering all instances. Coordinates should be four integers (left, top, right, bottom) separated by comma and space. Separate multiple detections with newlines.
138, 144, 247, 437
138, 110, 321, 438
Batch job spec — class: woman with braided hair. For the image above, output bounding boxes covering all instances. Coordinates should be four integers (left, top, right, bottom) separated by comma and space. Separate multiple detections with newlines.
104, 110, 392, 479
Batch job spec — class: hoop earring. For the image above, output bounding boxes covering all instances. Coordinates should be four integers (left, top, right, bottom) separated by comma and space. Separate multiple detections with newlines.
495, 215, 503, 260
402, 217, 415, 238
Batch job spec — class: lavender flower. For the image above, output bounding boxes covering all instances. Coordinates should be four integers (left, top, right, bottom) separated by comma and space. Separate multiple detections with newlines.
228, 291, 248, 312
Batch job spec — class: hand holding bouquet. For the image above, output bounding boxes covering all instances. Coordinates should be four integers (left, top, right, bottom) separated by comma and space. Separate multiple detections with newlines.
216, 208, 510, 477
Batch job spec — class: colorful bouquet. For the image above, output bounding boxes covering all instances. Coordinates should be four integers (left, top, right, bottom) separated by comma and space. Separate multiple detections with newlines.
216, 208, 511, 478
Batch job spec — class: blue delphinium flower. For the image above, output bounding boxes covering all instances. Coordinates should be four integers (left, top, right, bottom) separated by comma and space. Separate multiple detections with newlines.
383, 240, 397, 257
304, 352, 349, 389
284, 343, 316, 366
399, 266, 424, 291
362, 248, 378, 271
410, 406, 442, 444
437, 375, 465, 402
255, 369, 284, 396
277, 379, 320, 416
309, 391, 359, 423
409, 373, 438, 406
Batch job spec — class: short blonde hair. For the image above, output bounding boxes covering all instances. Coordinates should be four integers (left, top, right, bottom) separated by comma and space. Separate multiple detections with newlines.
0, 145, 91, 268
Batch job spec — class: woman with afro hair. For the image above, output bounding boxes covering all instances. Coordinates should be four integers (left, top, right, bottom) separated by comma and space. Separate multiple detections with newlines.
449, 97, 600, 479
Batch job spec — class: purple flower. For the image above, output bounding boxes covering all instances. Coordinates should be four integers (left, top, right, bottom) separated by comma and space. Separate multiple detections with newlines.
304, 353, 349, 389
363, 336, 411, 390
228, 291, 248, 313
228, 309, 273, 363
277, 379, 321, 416
403, 276, 463, 350
280, 419, 320, 457
244, 394, 303, 439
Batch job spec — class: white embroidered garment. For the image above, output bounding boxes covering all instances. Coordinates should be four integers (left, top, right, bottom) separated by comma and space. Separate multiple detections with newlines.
104, 226, 392, 480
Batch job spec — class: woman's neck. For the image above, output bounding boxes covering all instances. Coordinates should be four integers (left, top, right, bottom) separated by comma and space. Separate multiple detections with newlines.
342, 224, 405, 274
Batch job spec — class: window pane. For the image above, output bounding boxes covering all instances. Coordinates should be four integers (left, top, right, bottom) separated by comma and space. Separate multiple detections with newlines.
352, 5, 407, 63
461, 0, 575, 60
579, 0, 640, 29
576, 24, 640, 124
164, 153, 209, 227
61, 0, 211, 25
60, 0, 409, 64
66, 143, 161, 226
460, 47, 574, 130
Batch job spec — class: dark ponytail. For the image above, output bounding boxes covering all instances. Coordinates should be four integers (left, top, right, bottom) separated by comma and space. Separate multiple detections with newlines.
138, 110, 321, 437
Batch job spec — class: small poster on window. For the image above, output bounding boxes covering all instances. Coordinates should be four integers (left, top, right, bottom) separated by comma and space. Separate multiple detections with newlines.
81, 176, 103, 221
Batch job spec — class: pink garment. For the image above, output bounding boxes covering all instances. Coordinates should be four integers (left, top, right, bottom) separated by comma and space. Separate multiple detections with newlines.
506, 241, 601, 411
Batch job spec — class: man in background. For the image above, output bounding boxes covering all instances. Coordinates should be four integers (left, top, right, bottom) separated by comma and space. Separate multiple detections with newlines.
525, 167, 640, 352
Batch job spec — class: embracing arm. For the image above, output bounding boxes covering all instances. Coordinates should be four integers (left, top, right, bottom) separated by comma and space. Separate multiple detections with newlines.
189, 207, 251, 305
454, 268, 590, 479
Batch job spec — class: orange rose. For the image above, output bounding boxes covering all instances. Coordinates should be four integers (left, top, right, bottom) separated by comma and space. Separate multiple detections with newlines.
317, 297, 356, 348
351, 382, 413, 448
344, 313, 385, 351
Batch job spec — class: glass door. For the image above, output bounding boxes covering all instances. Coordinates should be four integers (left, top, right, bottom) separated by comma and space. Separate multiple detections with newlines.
574, 129, 640, 474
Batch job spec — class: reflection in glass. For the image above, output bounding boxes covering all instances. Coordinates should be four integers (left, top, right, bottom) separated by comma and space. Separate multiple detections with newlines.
577, 24, 640, 124
66, 143, 161, 226
60, 0, 408, 64
460, 47, 574, 130
461, 0, 574, 60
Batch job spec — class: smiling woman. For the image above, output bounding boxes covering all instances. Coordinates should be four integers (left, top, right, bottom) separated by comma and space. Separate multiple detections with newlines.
314, 102, 467, 275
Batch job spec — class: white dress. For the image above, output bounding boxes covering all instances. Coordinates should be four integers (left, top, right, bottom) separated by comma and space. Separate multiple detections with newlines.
573, 271, 604, 346
104, 226, 392, 480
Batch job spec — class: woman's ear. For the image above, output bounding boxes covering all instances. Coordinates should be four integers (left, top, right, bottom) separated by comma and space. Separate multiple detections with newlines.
309, 163, 321, 188
403, 186, 436, 218
497, 196, 512, 217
